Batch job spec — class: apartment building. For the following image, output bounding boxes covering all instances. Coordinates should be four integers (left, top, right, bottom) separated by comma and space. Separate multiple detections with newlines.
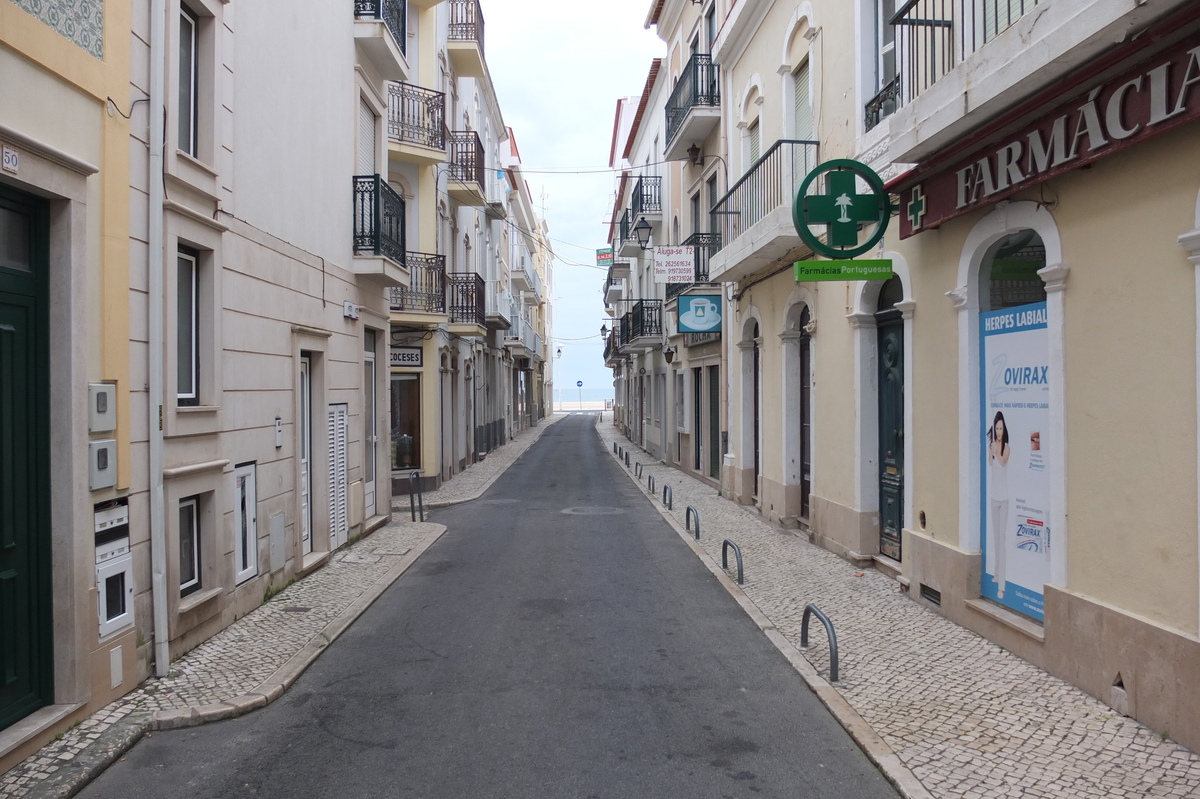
0, 0, 135, 768
389, 0, 552, 495
607, 0, 1200, 752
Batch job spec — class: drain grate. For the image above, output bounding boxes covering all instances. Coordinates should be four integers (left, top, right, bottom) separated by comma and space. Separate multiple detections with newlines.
282, 606, 312, 613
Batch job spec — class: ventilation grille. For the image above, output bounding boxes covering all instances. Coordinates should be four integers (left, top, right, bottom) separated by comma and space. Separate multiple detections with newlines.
919, 584, 942, 606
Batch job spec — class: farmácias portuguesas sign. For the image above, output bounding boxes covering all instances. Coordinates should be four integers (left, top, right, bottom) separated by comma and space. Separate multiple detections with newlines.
895, 28, 1200, 238
791, 159, 894, 280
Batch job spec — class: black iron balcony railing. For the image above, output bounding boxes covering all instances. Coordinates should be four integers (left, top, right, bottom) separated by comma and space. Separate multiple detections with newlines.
389, 252, 445, 313
448, 130, 485, 186
710, 140, 819, 251
354, 0, 406, 56
631, 176, 662, 218
869, 0, 1045, 130
865, 76, 902, 132
666, 232, 721, 301
618, 209, 633, 251
353, 175, 406, 265
448, 0, 485, 58
629, 299, 663, 340
388, 83, 446, 151
619, 312, 632, 349
447, 272, 485, 328
666, 53, 720, 144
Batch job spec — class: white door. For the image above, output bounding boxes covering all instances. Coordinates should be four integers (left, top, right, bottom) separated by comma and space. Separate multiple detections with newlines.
328, 403, 349, 549
233, 463, 257, 584
364, 332, 377, 511
300, 356, 312, 554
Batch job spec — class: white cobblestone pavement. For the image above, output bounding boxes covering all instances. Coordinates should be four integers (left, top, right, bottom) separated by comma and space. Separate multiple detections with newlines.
596, 420, 1200, 799
0, 415, 566, 798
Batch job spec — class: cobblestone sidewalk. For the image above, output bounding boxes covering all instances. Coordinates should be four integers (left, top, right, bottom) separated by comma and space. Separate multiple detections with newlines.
1, 519, 445, 799
597, 422, 1200, 799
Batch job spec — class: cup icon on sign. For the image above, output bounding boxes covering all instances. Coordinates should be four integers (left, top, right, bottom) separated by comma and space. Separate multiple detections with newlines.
692, 298, 716, 320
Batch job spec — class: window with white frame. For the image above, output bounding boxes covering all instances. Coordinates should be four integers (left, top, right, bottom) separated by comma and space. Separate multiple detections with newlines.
233, 463, 258, 584
864, 0, 899, 131
179, 495, 201, 596
179, 5, 200, 157
177, 246, 199, 406
793, 61, 813, 141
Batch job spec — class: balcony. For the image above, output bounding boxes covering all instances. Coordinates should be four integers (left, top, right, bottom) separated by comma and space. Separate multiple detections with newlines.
352, 175, 407, 285
446, 273, 486, 336
447, 0, 485, 78
707, 139, 819, 284
618, 300, 663, 355
388, 252, 446, 324
884, 0, 1155, 162
666, 233, 720, 301
605, 275, 625, 307
447, 130, 487, 206
631, 176, 662, 220
354, 0, 409, 82
664, 54, 720, 161
504, 313, 540, 360
387, 83, 447, 165
617, 208, 642, 258
486, 288, 512, 331
510, 257, 542, 304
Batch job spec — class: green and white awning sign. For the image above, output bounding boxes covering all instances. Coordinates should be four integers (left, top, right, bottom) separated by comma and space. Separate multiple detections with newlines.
794, 259, 893, 282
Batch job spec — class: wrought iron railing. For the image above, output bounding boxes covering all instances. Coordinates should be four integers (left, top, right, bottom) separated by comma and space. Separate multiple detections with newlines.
666, 53, 720, 144
354, 0, 406, 56
353, 175, 406, 265
865, 76, 902, 132
618, 209, 633, 251
629, 299, 663, 340
448, 0, 484, 58
710, 140, 818, 251
387, 83, 446, 150
447, 273, 485, 327
869, 0, 1044, 129
448, 130, 485, 185
667, 232, 721, 300
631, 176, 662, 218
389, 252, 445, 313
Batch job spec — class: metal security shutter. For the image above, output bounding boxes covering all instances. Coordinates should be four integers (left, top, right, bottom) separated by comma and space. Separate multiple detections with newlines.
794, 61, 812, 141
328, 404, 349, 548
358, 99, 376, 176
749, 121, 761, 164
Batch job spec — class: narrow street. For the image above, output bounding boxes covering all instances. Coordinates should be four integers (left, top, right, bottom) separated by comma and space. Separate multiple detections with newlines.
76, 415, 898, 799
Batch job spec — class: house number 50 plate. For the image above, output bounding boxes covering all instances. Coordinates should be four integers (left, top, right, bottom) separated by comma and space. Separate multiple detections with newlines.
2, 146, 18, 174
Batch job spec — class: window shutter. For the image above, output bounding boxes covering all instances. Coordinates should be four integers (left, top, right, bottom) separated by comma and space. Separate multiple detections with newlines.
358, 100, 377, 176
794, 62, 812, 141
749, 122, 761, 164
328, 405, 349, 546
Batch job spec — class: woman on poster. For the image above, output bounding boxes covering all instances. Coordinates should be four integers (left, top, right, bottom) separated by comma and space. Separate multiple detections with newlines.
987, 411, 1011, 598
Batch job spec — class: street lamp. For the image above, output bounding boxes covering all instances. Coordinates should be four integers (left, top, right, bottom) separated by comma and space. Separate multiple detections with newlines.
633, 218, 653, 251
600, 323, 609, 337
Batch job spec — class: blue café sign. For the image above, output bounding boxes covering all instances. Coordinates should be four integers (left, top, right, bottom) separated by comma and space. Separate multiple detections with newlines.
677, 295, 722, 334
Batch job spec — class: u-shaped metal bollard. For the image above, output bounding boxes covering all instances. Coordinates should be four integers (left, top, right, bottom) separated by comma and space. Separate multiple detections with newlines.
661, 484, 673, 510
647, 475, 655, 494
800, 604, 839, 682
624, 451, 631, 467
721, 539, 744, 585
635, 462, 643, 478
685, 506, 700, 540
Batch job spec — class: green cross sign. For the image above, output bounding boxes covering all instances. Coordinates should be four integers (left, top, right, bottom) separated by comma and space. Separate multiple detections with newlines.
907, 184, 927, 231
793, 159, 892, 259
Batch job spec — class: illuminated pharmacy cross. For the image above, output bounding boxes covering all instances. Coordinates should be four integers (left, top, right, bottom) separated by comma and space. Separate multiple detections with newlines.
907, 184, 927, 231
804, 169, 882, 248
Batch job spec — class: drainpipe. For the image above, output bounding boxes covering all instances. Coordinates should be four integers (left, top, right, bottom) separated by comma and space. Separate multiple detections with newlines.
148, 0, 170, 677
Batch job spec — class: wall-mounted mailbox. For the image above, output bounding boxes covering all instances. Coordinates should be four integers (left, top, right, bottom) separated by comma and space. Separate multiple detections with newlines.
95, 499, 133, 637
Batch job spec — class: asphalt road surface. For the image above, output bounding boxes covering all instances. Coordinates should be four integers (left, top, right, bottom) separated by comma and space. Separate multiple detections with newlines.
79, 414, 899, 799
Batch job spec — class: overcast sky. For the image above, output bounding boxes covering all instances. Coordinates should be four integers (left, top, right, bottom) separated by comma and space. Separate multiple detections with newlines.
483, 0, 663, 405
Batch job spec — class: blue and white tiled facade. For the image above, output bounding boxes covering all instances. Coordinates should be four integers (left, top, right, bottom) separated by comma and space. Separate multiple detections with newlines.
10, 0, 104, 59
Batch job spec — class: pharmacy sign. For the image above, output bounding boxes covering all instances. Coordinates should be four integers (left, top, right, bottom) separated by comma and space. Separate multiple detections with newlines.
793, 159, 892, 259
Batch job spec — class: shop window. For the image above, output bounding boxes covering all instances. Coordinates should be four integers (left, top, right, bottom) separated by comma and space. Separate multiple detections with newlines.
391, 373, 421, 470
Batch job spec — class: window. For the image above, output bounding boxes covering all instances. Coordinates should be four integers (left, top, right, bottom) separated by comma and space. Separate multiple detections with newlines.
391, 373, 421, 469
706, 174, 719, 234
233, 463, 257, 584
793, 61, 813, 141
177, 247, 199, 406
690, 191, 702, 236
748, 119, 761, 164
875, 0, 897, 93
179, 6, 199, 157
179, 496, 201, 596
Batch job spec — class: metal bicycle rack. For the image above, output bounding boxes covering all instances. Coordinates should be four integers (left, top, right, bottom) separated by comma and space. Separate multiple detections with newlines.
685, 506, 700, 540
721, 539, 744, 585
801, 604, 840, 682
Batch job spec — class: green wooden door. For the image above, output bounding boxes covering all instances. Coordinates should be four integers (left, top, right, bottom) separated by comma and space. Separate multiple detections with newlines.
876, 309, 904, 560
0, 186, 51, 731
